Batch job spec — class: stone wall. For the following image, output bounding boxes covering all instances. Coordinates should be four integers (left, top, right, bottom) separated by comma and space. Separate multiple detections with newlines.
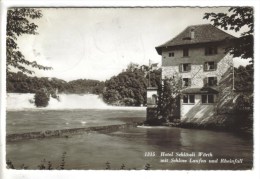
162, 53, 233, 87
162, 44, 227, 66
160, 43, 233, 123
7, 123, 140, 142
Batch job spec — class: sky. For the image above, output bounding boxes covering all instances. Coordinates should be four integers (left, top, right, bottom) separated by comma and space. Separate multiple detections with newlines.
16, 7, 250, 81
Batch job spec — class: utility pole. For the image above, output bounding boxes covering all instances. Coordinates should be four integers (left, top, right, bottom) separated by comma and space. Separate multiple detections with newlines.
232, 63, 235, 91
148, 59, 151, 87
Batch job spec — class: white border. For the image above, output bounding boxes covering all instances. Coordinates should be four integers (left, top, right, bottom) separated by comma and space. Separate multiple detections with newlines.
1, 1, 259, 179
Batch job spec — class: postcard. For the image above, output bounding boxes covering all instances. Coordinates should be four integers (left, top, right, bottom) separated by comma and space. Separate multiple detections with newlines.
1, 1, 259, 179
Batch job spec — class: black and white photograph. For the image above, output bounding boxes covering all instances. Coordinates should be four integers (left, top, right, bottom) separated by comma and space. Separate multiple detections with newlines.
0, 1, 259, 178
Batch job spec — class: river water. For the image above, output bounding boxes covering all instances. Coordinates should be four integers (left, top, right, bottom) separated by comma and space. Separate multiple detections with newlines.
6, 109, 253, 170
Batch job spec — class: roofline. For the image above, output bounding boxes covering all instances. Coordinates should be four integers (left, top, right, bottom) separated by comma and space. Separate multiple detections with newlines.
155, 38, 236, 55
155, 24, 237, 55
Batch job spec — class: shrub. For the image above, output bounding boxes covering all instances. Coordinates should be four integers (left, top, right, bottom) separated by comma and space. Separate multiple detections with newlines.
34, 89, 50, 107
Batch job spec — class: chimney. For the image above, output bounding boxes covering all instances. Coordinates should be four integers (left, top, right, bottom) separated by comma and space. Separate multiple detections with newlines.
190, 28, 195, 39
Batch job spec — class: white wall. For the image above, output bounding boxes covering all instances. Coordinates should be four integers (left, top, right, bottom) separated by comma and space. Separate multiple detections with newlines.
181, 94, 215, 120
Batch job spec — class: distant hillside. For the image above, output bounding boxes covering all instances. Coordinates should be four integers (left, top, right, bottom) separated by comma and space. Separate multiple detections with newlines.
7, 72, 104, 95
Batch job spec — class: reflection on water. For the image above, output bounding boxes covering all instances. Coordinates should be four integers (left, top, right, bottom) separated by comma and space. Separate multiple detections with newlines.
6, 110, 253, 170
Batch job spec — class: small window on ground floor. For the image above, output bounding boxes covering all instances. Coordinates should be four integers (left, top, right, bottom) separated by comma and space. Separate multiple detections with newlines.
183, 94, 195, 104
201, 94, 214, 104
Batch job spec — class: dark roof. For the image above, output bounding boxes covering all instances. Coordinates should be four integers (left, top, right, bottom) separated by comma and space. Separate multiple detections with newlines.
156, 24, 236, 55
181, 87, 219, 94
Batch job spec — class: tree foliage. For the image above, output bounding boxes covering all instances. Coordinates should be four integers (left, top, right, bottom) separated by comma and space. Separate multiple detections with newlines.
157, 77, 181, 122
233, 64, 253, 114
7, 8, 52, 74
7, 72, 104, 95
204, 7, 253, 61
234, 64, 253, 92
102, 63, 161, 106
34, 89, 50, 107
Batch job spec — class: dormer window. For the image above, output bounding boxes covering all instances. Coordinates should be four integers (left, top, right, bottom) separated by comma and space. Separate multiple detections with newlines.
169, 52, 174, 57
205, 46, 218, 55
183, 48, 189, 57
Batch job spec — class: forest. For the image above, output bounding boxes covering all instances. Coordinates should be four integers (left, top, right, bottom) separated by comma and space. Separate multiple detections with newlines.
7, 72, 104, 95
102, 63, 161, 106
7, 63, 161, 106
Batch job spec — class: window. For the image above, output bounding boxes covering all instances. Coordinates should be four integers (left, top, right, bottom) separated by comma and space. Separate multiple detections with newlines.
205, 46, 218, 55
208, 77, 217, 86
179, 63, 191, 72
182, 78, 191, 87
204, 61, 217, 71
204, 77, 217, 87
201, 94, 214, 104
189, 95, 195, 103
169, 52, 174, 57
183, 48, 189, 57
183, 94, 195, 104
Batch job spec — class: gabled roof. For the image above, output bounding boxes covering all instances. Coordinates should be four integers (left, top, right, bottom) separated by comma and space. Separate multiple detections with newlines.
156, 24, 236, 55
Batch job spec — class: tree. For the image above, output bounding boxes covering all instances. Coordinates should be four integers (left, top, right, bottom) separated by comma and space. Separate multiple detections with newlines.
204, 7, 253, 61
34, 89, 50, 107
234, 64, 253, 92
157, 77, 181, 122
7, 8, 52, 75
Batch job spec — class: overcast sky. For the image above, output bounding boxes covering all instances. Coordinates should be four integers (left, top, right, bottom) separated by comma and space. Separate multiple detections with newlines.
16, 7, 250, 81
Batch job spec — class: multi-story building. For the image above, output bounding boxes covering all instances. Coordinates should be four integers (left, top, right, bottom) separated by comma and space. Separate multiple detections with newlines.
155, 24, 236, 121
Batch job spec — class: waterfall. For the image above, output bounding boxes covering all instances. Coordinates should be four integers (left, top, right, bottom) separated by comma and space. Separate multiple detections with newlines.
6, 93, 146, 110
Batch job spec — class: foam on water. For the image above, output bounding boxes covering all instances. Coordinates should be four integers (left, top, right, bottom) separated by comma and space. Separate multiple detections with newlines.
6, 93, 146, 111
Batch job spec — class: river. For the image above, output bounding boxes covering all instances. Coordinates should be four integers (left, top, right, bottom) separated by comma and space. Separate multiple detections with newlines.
6, 94, 253, 170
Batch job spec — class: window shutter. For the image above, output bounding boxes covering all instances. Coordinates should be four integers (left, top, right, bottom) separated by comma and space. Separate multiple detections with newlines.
204, 62, 207, 71
214, 77, 218, 86
188, 64, 191, 71
179, 64, 182, 72
180, 78, 183, 87
203, 77, 207, 87
214, 63, 217, 70
188, 78, 191, 86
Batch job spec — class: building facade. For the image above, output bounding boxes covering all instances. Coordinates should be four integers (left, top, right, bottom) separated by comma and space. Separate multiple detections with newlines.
155, 24, 235, 121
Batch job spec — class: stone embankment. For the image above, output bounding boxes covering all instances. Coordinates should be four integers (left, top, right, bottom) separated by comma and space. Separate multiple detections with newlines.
7, 123, 140, 142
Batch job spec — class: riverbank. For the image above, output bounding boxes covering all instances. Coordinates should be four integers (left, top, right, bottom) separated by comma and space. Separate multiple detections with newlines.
144, 113, 253, 136
7, 122, 143, 142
